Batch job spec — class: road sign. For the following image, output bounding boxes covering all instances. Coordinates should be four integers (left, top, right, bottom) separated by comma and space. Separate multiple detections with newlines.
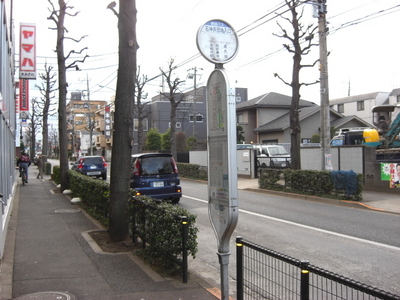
207, 68, 238, 254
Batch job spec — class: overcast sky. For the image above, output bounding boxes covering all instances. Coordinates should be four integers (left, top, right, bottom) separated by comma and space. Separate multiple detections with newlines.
13, 0, 400, 106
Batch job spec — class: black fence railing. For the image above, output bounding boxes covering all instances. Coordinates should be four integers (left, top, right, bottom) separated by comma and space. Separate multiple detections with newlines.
236, 237, 400, 300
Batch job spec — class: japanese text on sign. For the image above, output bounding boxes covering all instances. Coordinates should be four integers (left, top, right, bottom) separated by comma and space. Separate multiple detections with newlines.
19, 23, 37, 79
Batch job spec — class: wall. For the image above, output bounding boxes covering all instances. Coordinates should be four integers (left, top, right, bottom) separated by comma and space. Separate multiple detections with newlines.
0, 0, 17, 259
190, 149, 257, 178
189, 146, 400, 194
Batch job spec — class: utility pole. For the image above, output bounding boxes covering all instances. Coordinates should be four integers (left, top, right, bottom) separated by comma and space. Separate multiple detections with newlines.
317, 0, 331, 170
83, 74, 93, 155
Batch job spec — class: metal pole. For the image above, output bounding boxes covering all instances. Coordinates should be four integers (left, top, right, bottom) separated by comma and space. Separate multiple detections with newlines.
236, 236, 244, 300
300, 260, 310, 300
218, 252, 231, 300
318, 0, 331, 170
181, 216, 188, 283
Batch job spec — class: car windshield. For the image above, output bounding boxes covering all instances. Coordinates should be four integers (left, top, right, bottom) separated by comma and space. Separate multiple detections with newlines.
267, 146, 288, 156
82, 157, 103, 164
140, 156, 174, 175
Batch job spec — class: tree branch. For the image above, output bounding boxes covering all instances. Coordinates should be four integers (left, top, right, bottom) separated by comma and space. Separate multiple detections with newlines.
273, 72, 291, 87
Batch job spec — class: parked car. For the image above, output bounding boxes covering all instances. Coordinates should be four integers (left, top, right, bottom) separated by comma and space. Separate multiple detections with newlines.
130, 153, 182, 203
70, 156, 107, 180
253, 144, 291, 168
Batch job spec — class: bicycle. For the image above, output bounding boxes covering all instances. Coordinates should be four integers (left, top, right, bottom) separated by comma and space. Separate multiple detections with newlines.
20, 166, 28, 185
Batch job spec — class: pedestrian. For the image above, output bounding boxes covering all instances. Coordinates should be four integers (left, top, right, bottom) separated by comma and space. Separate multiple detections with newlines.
36, 154, 44, 179
17, 152, 31, 183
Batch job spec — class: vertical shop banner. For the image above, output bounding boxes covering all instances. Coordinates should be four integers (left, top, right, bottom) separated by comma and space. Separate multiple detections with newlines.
19, 80, 30, 119
19, 23, 37, 79
104, 105, 111, 139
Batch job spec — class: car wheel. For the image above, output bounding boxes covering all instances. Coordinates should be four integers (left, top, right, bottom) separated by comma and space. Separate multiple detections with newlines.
261, 162, 267, 168
171, 197, 180, 204
102, 174, 107, 180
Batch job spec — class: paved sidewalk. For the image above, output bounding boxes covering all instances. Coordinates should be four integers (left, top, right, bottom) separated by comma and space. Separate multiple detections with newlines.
0, 166, 219, 300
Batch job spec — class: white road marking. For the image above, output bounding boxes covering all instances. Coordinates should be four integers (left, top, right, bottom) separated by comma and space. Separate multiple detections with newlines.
184, 195, 400, 251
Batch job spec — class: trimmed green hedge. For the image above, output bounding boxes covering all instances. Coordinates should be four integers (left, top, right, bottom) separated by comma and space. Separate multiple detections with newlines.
177, 162, 207, 181
52, 165, 61, 184
259, 168, 364, 201
68, 170, 110, 225
66, 170, 199, 274
130, 196, 198, 274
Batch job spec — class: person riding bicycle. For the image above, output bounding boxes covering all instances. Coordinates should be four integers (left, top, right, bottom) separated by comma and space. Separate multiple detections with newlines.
17, 152, 31, 183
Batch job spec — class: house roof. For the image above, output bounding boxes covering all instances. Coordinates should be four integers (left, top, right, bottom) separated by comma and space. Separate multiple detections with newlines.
236, 92, 317, 111
389, 88, 400, 96
329, 115, 373, 129
254, 106, 325, 132
330, 92, 383, 105
253, 106, 370, 133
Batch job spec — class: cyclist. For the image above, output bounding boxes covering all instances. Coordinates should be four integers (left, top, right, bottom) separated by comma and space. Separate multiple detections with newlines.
17, 152, 31, 183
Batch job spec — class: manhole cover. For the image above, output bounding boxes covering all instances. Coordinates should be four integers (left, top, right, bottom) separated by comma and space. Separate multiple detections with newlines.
14, 291, 76, 300
54, 209, 81, 214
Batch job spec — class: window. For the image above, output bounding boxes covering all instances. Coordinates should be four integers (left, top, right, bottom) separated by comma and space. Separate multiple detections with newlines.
237, 114, 244, 124
397, 95, 400, 103
133, 118, 148, 131
168, 122, 181, 128
189, 114, 203, 122
357, 100, 364, 111
337, 104, 344, 113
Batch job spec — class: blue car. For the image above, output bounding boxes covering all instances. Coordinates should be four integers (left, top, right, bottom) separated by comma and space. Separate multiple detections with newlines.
70, 156, 108, 180
130, 153, 182, 203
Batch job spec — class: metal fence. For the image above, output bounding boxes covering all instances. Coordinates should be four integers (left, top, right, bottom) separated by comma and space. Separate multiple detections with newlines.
236, 237, 400, 300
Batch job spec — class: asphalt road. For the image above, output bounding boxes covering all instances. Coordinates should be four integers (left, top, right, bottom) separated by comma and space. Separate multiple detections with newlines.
178, 179, 400, 298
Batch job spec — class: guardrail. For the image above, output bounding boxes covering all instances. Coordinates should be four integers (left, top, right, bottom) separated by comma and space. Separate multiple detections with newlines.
236, 237, 400, 300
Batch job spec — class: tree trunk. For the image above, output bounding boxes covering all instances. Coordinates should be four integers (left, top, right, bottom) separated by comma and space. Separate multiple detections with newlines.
108, 0, 137, 242
42, 80, 50, 157
56, 0, 69, 191
289, 1, 302, 170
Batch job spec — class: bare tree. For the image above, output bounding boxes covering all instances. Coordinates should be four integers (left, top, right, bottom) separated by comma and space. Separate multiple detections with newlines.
26, 98, 42, 158
35, 63, 57, 159
48, 0, 88, 191
160, 58, 185, 161
135, 66, 149, 153
107, 0, 138, 242
273, 0, 319, 169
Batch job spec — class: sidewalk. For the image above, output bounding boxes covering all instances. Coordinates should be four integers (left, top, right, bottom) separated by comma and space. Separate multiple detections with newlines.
0, 166, 219, 300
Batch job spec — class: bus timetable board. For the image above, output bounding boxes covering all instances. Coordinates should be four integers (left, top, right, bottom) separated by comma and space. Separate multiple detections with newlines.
207, 68, 238, 253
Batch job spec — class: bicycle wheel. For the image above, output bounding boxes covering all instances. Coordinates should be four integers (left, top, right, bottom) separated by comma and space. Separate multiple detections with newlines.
21, 169, 27, 185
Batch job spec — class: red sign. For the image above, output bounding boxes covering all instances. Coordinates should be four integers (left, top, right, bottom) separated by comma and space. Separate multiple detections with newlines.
19, 23, 36, 79
19, 80, 29, 111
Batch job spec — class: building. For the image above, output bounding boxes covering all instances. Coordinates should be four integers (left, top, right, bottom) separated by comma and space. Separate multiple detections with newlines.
0, 0, 16, 258
144, 87, 248, 151
66, 98, 108, 157
236, 92, 373, 144
329, 92, 390, 125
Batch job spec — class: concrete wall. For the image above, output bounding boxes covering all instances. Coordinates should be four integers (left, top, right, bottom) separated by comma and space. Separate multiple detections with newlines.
189, 146, 400, 194
189, 149, 257, 178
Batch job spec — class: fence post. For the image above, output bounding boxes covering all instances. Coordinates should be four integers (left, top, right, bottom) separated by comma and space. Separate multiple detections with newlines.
181, 216, 188, 283
300, 260, 310, 300
236, 236, 243, 300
